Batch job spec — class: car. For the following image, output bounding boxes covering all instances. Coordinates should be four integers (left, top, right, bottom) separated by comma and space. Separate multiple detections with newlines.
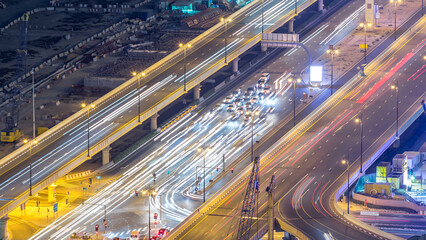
243, 92, 251, 101
234, 98, 243, 107
263, 85, 271, 95
212, 103, 223, 111
230, 112, 240, 121
232, 89, 241, 98
245, 102, 253, 110
157, 228, 169, 238
130, 231, 140, 240
224, 96, 234, 104
243, 114, 252, 123
246, 87, 255, 95
258, 92, 265, 100
237, 106, 245, 114
227, 104, 235, 112
257, 79, 266, 88
251, 96, 259, 104
260, 73, 270, 81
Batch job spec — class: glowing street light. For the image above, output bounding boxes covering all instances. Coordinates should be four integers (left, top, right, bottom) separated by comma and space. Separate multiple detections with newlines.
179, 43, 192, 92
359, 23, 372, 64
341, 158, 350, 214
390, 0, 402, 40
82, 103, 95, 157
23, 138, 37, 196
355, 113, 364, 173
288, 78, 301, 126
197, 147, 211, 203
326, 48, 339, 95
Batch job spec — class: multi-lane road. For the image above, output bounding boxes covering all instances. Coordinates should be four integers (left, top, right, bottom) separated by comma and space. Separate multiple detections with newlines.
23, 0, 386, 238
168, 15, 426, 240
0, 0, 318, 217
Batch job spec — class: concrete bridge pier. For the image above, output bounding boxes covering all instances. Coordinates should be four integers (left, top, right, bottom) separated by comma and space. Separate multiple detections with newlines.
318, 0, 324, 12
194, 84, 201, 100
151, 113, 159, 131
289, 18, 295, 33
48, 184, 56, 203
232, 57, 240, 74
0, 215, 9, 240
102, 145, 112, 166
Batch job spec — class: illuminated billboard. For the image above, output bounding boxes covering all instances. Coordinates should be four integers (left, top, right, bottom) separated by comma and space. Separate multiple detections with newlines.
310, 66, 323, 83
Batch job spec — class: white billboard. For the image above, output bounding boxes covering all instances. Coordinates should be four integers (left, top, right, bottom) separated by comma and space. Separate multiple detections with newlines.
310, 66, 323, 83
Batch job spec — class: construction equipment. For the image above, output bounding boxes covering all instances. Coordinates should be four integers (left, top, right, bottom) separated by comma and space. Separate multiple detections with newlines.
16, 12, 29, 80
266, 175, 275, 240
1, 100, 22, 142
237, 156, 260, 240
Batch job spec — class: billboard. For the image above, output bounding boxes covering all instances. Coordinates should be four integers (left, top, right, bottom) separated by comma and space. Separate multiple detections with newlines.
310, 66, 323, 83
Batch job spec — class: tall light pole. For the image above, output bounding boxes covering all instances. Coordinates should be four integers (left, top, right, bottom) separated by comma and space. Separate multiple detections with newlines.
81, 103, 95, 157
390, 0, 402, 40
288, 78, 301, 126
179, 43, 191, 92
391, 83, 399, 138
326, 48, 339, 95
133, 72, 146, 123
359, 23, 371, 64
220, 18, 232, 64
250, 110, 260, 162
23, 138, 37, 196
197, 147, 211, 203
295, 0, 298, 14
142, 188, 157, 239
31, 69, 36, 139
341, 158, 350, 214
355, 114, 363, 173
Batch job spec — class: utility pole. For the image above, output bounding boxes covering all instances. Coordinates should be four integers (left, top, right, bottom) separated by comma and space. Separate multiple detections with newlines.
266, 175, 275, 240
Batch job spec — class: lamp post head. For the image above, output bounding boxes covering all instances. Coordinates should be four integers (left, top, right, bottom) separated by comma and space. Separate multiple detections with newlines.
355, 118, 360, 123
288, 78, 293, 83
132, 72, 137, 76
152, 191, 157, 196
197, 148, 202, 152
142, 72, 146, 76
179, 43, 183, 47
341, 160, 347, 165
33, 140, 37, 144
359, 23, 364, 27
81, 103, 86, 108
23, 139, 28, 144
296, 78, 301, 83
391, 85, 396, 90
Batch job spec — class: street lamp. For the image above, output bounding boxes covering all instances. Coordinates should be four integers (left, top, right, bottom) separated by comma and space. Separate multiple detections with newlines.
142, 188, 157, 239
355, 114, 363, 173
341, 159, 350, 214
359, 23, 372, 64
391, 83, 399, 138
326, 48, 339, 95
390, 0, 402, 40
81, 103, 95, 157
197, 147, 211, 203
220, 18, 232, 64
135, 72, 146, 123
179, 43, 191, 92
23, 138, 37, 196
31, 69, 36, 140
288, 78, 301, 126
250, 110, 260, 163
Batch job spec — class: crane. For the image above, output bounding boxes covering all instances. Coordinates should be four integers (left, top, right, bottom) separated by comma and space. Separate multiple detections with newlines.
237, 156, 260, 240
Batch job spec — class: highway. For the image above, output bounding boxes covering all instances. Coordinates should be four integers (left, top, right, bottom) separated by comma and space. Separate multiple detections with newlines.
24, 0, 378, 238
167, 16, 426, 240
0, 0, 319, 217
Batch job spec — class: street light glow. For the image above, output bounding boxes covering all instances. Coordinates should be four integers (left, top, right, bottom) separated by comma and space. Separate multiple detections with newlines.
391, 85, 396, 90
132, 72, 137, 76
81, 103, 86, 108
355, 118, 360, 123
341, 160, 347, 164
142, 72, 146, 76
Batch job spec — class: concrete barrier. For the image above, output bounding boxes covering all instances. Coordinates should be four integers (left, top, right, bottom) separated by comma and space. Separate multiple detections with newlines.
353, 193, 426, 213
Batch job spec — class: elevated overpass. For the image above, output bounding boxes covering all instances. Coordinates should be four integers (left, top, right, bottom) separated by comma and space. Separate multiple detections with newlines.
165, 15, 426, 240
0, 0, 323, 220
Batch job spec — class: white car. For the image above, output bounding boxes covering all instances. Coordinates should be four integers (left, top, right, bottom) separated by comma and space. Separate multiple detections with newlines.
224, 96, 234, 104
260, 73, 270, 81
